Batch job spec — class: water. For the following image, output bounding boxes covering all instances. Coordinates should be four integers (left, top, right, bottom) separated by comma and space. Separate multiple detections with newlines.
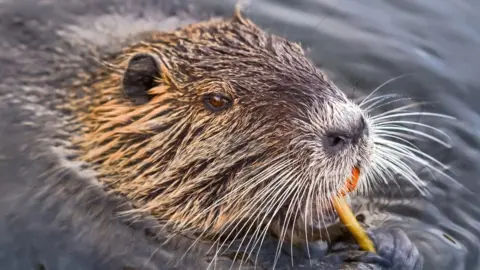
193, 0, 480, 269
1, 0, 479, 269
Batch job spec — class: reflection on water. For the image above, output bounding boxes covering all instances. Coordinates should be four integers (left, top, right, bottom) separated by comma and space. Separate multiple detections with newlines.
197, 0, 480, 269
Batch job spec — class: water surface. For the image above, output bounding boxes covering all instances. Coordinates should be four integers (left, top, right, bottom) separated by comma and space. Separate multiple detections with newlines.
1, 0, 479, 269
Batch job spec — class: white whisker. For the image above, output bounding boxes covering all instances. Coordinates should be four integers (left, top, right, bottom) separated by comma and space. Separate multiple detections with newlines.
364, 95, 408, 112
369, 102, 429, 119
238, 171, 298, 265
374, 150, 428, 194
376, 141, 452, 181
375, 120, 451, 142
372, 111, 455, 122
359, 73, 413, 107
375, 127, 450, 148
361, 94, 401, 109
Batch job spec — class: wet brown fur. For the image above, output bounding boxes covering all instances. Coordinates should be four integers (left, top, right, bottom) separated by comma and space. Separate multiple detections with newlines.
65, 9, 351, 244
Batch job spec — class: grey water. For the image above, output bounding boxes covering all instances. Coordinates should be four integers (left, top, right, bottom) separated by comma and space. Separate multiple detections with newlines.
194, 0, 480, 269
1, 0, 479, 269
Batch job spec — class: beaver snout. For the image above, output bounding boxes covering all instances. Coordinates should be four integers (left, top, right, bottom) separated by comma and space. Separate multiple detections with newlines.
323, 116, 369, 153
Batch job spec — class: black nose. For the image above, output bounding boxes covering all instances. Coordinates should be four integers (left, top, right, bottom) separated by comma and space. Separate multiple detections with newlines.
323, 116, 368, 152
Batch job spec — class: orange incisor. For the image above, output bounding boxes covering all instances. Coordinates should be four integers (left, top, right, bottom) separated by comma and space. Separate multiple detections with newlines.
331, 167, 376, 253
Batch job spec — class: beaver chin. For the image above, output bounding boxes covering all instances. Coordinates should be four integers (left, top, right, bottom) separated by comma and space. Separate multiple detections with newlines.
271, 161, 370, 245
270, 198, 344, 245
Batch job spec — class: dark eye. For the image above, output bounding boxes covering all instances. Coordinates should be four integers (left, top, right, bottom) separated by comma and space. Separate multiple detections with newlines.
203, 93, 233, 112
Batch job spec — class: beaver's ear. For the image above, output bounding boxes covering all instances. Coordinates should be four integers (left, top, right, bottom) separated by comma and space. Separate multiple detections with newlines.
122, 53, 161, 105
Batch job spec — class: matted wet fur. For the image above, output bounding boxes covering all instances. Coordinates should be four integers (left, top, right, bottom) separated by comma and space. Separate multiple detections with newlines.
0, 0, 429, 269
65, 8, 373, 245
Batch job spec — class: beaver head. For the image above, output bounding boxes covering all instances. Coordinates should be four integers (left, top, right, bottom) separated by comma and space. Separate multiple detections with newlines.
70, 10, 375, 245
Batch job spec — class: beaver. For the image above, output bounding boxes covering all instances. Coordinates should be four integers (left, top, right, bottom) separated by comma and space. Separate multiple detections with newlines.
0, 0, 426, 269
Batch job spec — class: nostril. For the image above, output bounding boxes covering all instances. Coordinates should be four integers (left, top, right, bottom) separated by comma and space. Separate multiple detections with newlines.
330, 136, 344, 147
325, 133, 347, 151
359, 116, 365, 131
323, 117, 368, 152
359, 116, 369, 137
